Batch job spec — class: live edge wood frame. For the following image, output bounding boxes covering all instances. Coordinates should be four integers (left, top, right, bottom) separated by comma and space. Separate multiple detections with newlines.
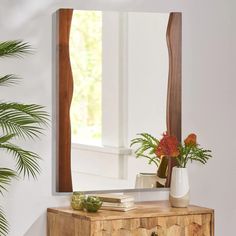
55, 9, 182, 192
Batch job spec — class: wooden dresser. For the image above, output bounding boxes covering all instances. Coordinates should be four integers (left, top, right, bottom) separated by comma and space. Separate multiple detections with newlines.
47, 201, 214, 236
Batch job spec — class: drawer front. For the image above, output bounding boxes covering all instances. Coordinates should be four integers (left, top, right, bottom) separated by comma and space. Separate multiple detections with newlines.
48, 212, 91, 236
91, 214, 213, 236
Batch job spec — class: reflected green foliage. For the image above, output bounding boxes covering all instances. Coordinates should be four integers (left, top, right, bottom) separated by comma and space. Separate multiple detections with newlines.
70, 11, 102, 144
130, 133, 160, 168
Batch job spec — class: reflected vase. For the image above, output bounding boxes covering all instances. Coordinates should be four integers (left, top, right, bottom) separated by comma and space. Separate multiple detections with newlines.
169, 167, 190, 208
135, 173, 159, 188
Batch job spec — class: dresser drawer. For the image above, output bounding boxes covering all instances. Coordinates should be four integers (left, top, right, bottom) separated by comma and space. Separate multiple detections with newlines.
90, 214, 213, 236
47, 201, 214, 236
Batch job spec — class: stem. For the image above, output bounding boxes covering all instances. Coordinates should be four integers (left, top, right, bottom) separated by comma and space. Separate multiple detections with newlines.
183, 146, 191, 167
139, 155, 159, 168
177, 147, 184, 168
176, 157, 182, 168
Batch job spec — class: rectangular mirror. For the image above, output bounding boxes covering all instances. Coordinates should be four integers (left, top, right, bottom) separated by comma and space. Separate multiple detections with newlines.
55, 9, 181, 192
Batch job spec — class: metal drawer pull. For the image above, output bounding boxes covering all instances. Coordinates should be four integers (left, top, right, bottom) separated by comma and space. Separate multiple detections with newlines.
151, 232, 158, 236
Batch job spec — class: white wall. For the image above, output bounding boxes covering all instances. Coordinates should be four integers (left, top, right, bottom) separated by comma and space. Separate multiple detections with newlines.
0, 0, 235, 235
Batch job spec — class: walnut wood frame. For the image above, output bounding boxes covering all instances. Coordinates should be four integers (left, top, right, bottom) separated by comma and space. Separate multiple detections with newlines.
56, 9, 73, 192
165, 12, 182, 187
55, 9, 182, 192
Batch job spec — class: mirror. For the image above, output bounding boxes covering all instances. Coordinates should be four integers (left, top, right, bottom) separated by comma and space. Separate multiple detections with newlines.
55, 9, 181, 192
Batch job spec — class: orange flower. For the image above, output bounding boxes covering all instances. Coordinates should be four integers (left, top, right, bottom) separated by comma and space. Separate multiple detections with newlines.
155, 133, 179, 158
184, 133, 197, 146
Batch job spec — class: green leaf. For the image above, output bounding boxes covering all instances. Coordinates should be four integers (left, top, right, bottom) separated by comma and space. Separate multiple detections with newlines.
0, 103, 49, 139
0, 208, 8, 236
130, 133, 160, 167
179, 145, 212, 167
0, 168, 17, 195
0, 134, 15, 144
0, 40, 32, 58
0, 143, 41, 179
190, 157, 207, 164
136, 154, 159, 167
0, 75, 20, 86
0, 40, 47, 235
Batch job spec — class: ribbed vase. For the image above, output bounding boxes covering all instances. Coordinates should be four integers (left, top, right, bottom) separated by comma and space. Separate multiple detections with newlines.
169, 167, 190, 208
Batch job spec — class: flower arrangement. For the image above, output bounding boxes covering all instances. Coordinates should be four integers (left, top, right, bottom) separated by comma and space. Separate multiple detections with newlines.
130, 132, 212, 168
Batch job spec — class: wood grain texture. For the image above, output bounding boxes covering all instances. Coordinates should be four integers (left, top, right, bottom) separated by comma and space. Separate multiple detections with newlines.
47, 201, 214, 236
56, 9, 73, 192
165, 12, 182, 187
48, 201, 213, 221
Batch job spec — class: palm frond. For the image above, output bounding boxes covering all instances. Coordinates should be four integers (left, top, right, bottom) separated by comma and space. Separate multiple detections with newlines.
137, 154, 160, 167
139, 133, 159, 145
0, 208, 8, 236
0, 40, 46, 235
0, 134, 15, 144
0, 103, 49, 139
130, 133, 160, 167
189, 148, 212, 165
0, 75, 20, 86
0, 143, 41, 179
0, 168, 17, 195
131, 133, 158, 156
179, 144, 212, 167
0, 40, 32, 58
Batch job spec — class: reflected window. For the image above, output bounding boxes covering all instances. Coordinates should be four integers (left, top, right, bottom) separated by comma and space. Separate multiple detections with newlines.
69, 11, 102, 145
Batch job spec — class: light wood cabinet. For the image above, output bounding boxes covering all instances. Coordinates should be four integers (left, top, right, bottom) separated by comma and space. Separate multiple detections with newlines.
47, 201, 214, 236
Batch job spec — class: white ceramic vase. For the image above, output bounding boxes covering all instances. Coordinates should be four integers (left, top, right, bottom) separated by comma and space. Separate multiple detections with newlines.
169, 167, 190, 208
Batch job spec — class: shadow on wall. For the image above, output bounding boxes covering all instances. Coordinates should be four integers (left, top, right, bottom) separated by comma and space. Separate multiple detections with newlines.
24, 212, 46, 236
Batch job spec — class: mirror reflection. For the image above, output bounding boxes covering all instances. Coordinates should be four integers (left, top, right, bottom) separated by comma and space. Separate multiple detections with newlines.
69, 10, 170, 191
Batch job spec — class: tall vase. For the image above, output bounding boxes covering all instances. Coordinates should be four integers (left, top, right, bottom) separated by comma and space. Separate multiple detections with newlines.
169, 167, 190, 208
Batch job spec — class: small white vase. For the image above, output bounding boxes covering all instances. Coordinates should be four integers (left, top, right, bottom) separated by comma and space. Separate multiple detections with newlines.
169, 167, 190, 208
135, 173, 159, 188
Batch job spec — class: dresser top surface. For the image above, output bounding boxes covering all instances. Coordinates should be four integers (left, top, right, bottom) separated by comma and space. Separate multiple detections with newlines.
47, 201, 214, 221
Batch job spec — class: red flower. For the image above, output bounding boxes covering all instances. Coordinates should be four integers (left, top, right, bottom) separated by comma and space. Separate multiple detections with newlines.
184, 133, 197, 146
155, 133, 179, 158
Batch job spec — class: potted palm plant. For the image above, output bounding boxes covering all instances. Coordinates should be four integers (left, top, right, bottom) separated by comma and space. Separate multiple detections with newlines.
0, 40, 48, 235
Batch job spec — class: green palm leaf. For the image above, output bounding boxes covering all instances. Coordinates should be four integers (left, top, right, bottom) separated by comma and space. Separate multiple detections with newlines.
137, 154, 159, 167
0, 134, 15, 144
130, 133, 160, 167
0, 39, 48, 235
0, 168, 17, 195
0, 103, 49, 139
0, 208, 8, 236
131, 133, 159, 156
0, 40, 32, 58
0, 75, 20, 86
0, 143, 41, 179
